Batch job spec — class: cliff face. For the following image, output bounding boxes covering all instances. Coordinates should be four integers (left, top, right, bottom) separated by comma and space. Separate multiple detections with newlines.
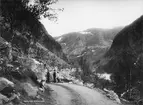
97, 15, 143, 98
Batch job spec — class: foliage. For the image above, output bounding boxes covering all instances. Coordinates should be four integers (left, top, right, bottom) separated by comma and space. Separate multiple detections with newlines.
1, 0, 59, 20
23, 0, 61, 20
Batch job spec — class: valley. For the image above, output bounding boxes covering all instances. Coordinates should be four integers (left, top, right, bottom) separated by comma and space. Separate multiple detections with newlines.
0, 0, 143, 105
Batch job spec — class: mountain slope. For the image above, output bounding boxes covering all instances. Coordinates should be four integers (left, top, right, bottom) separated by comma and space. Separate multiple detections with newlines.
56, 27, 122, 56
96, 15, 143, 99
55, 27, 122, 82
0, 0, 71, 103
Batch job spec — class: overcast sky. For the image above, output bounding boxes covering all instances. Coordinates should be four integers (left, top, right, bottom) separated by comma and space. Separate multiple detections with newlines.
40, 0, 143, 37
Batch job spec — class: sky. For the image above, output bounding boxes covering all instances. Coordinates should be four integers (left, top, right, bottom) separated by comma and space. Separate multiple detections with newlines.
40, 0, 143, 37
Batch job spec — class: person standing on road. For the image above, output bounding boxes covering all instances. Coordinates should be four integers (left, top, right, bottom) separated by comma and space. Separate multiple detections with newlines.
53, 70, 56, 83
56, 71, 61, 83
46, 70, 50, 83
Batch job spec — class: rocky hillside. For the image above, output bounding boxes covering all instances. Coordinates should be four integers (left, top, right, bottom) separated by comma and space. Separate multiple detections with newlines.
55, 27, 122, 82
0, 0, 71, 104
96, 15, 143, 100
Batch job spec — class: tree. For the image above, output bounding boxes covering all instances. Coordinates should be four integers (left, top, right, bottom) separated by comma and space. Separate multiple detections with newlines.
23, 0, 61, 20
1, 0, 59, 20
0, 0, 60, 35
0, 0, 61, 51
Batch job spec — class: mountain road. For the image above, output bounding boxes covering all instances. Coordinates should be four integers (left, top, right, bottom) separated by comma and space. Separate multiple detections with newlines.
47, 83, 121, 105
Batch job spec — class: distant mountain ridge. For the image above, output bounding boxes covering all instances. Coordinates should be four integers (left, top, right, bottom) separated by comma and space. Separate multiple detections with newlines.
56, 27, 122, 56
55, 27, 122, 82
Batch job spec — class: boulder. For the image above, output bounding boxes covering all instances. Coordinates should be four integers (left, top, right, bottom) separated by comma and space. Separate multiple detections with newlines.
84, 83, 94, 88
0, 77, 14, 91
73, 79, 83, 85
22, 82, 38, 98
0, 93, 9, 104
18, 57, 47, 81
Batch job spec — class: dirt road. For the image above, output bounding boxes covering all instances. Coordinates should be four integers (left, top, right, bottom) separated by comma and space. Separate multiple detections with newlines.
48, 83, 121, 105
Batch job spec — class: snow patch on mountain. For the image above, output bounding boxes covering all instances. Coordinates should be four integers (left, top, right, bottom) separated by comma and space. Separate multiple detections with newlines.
56, 37, 63, 42
79, 31, 93, 35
